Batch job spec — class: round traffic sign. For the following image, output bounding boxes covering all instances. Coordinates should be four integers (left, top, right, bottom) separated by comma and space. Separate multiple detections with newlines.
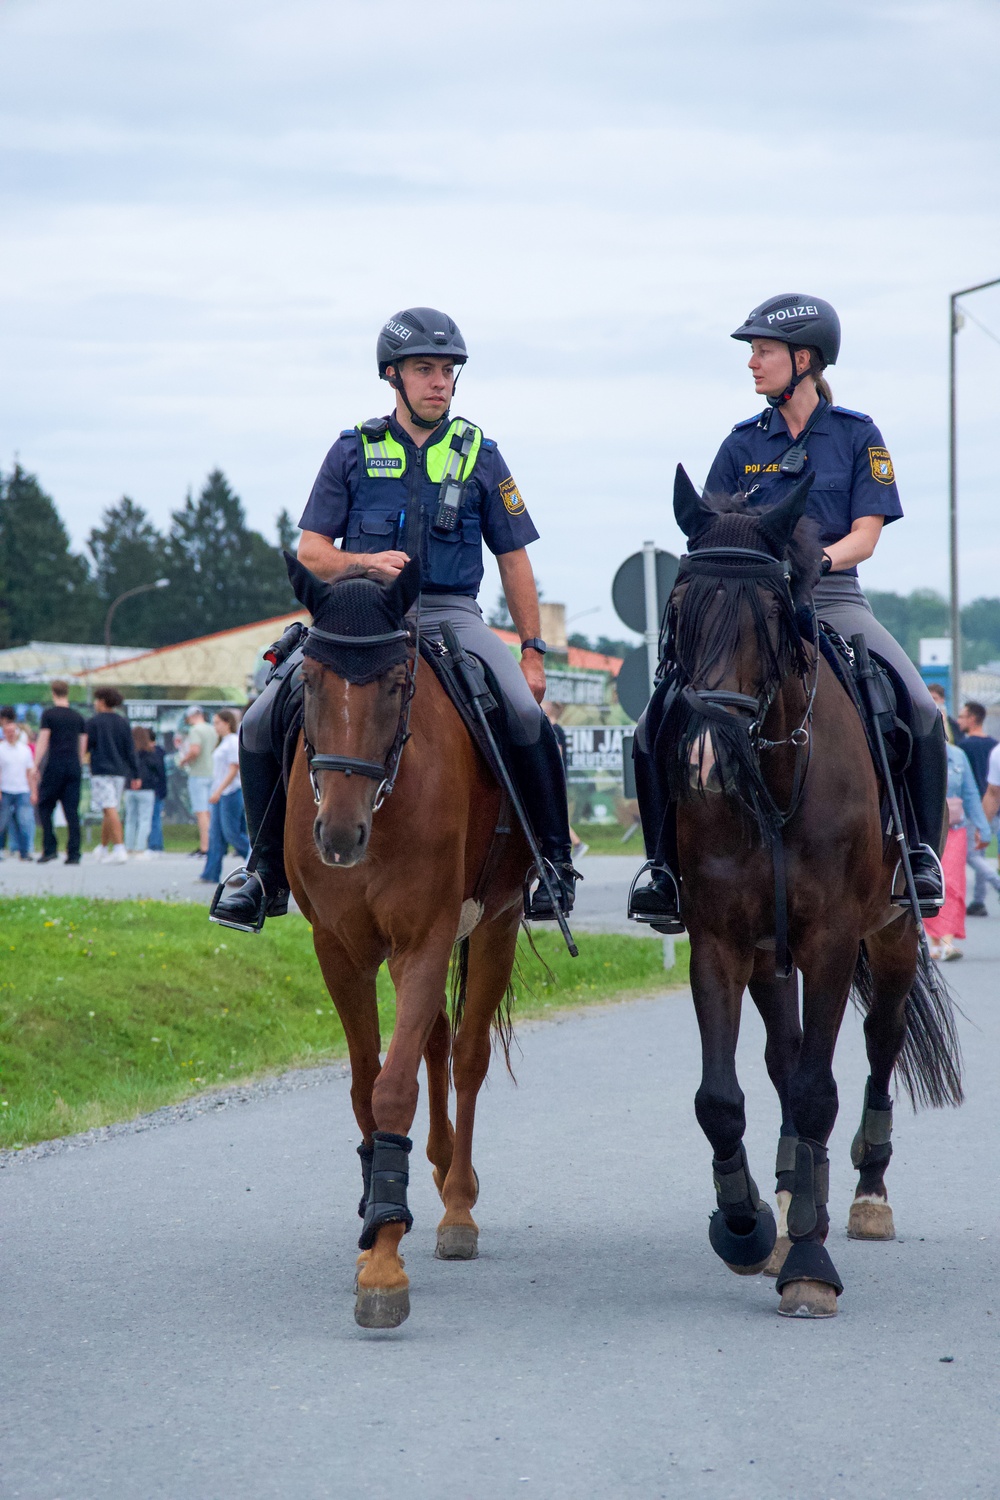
611, 550, 679, 635
615, 645, 655, 723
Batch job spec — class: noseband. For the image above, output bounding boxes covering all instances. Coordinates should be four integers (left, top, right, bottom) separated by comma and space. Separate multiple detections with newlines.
303, 616, 419, 812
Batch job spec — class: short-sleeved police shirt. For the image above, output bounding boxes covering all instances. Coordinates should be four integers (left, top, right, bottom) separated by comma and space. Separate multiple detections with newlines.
299, 413, 539, 587
704, 403, 902, 577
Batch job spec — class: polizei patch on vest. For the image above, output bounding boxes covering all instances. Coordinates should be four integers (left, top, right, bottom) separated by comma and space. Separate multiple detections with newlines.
499, 475, 525, 515
367, 457, 403, 472
868, 447, 894, 485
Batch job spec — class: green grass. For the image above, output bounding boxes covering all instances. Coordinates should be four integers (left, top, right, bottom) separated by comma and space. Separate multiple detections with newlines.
573, 820, 644, 855
0, 897, 688, 1150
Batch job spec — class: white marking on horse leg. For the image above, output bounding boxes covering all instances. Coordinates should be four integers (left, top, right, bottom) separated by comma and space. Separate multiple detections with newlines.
775, 1189, 791, 1238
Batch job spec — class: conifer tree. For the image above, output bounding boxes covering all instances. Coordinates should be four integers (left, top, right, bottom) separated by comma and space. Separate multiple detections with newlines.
0, 466, 97, 647
88, 496, 171, 647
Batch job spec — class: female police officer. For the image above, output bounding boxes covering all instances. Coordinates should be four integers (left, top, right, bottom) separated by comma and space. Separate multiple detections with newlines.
629, 292, 946, 929
211, 306, 576, 932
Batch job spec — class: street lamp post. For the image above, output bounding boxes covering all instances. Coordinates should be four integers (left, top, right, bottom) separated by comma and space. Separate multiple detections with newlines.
949, 276, 1000, 703
104, 579, 170, 663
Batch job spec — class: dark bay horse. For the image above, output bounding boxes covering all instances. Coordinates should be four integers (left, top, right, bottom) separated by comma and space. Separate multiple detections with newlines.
283, 554, 530, 1328
650, 467, 961, 1317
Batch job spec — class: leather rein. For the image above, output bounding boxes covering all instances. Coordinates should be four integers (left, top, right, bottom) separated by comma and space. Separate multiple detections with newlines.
302, 610, 420, 814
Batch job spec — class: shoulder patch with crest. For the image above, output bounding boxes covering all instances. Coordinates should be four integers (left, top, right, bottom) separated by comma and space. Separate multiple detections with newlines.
499, 475, 525, 515
868, 447, 894, 485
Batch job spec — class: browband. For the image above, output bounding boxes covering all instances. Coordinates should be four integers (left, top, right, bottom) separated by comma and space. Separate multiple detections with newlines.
308, 626, 409, 646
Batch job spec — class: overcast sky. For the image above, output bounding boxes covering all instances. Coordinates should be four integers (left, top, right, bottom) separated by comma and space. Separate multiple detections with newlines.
2, 0, 999, 641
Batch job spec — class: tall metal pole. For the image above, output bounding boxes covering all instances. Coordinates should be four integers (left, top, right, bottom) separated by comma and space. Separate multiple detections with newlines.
949, 293, 960, 706
642, 540, 659, 700
948, 275, 1000, 710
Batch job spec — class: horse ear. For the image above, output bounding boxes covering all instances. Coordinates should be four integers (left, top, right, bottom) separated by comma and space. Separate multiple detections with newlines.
673, 465, 713, 540
761, 472, 816, 550
283, 550, 334, 618
383, 555, 422, 619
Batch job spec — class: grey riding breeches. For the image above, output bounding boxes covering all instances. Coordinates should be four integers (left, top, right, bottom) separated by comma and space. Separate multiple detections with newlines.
241, 592, 543, 755
813, 574, 938, 736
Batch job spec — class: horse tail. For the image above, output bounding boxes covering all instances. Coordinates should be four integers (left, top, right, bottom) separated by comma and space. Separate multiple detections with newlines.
449, 937, 471, 1035
447, 934, 518, 1078
851, 940, 964, 1110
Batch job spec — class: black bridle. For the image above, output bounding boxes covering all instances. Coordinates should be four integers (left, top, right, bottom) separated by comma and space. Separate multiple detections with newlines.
669, 545, 818, 823
303, 612, 420, 813
668, 543, 820, 978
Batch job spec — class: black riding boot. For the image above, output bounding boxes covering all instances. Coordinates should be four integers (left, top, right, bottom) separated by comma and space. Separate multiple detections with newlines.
209, 744, 290, 933
627, 714, 684, 934
898, 716, 947, 912
509, 722, 579, 919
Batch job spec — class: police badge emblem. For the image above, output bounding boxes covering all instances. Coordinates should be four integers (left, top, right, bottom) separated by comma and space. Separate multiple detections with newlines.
499, 475, 525, 515
868, 447, 894, 485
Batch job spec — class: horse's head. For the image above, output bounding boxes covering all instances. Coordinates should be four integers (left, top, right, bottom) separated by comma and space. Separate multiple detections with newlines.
659, 466, 822, 819
667, 464, 821, 701
285, 551, 421, 868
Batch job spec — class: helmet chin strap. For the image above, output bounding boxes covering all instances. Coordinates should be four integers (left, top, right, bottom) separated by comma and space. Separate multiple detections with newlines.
766, 345, 811, 409
387, 365, 460, 431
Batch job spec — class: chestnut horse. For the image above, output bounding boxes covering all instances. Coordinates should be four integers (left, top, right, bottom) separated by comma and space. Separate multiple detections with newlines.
283, 554, 530, 1328
647, 468, 961, 1317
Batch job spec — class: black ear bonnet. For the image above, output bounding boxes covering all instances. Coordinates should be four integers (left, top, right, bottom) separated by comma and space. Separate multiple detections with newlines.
304, 577, 410, 686
283, 552, 420, 687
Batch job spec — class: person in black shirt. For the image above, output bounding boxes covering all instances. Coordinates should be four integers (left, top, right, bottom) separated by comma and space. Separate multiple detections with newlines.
35, 680, 86, 864
85, 688, 141, 862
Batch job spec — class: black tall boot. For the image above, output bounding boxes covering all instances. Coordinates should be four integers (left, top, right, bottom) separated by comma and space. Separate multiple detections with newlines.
898, 716, 947, 912
210, 744, 290, 933
627, 713, 684, 933
508, 722, 579, 919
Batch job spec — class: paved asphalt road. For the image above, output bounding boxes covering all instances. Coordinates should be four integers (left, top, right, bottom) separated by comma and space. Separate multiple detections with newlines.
3, 872, 1000, 1497
0, 850, 641, 933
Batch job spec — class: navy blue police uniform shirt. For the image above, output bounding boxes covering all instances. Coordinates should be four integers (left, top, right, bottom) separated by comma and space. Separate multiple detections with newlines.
704, 402, 903, 577
298, 413, 539, 598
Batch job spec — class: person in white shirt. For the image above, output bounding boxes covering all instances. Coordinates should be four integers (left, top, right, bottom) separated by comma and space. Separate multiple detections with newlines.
0, 707, 39, 860
199, 710, 250, 885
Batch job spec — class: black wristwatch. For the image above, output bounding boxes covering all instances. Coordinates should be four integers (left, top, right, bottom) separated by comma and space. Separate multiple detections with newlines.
520, 637, 547, 655
820, 554, 833, 576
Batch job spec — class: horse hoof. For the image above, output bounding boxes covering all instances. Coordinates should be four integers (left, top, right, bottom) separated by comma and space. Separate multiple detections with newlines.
847, 1197, 896, 1240
354, 1285, 410, 1328
777, 1279, 838, 1318
762, 1235, 791, 1278
435, 1224, 479, 1260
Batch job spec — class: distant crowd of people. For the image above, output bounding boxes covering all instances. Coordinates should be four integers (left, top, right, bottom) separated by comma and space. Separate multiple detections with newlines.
0, 686, 248, 885
924, 686, 1000, 961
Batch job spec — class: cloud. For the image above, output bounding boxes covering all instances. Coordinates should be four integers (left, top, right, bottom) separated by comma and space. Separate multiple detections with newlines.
1, 0, 998, 635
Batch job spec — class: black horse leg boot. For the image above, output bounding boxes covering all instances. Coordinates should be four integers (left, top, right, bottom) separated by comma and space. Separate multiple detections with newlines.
627, 713, 684, 934
510, 724, 579, 919
210, 745, 290, 933
900, 716, 948, 914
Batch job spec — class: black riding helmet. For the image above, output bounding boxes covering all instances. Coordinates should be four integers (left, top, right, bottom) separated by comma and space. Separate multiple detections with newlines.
377, 307, 468, 429
731, 294, 841, 407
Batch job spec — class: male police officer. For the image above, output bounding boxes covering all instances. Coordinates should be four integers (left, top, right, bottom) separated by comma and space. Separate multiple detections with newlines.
211, 306, 576, 932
